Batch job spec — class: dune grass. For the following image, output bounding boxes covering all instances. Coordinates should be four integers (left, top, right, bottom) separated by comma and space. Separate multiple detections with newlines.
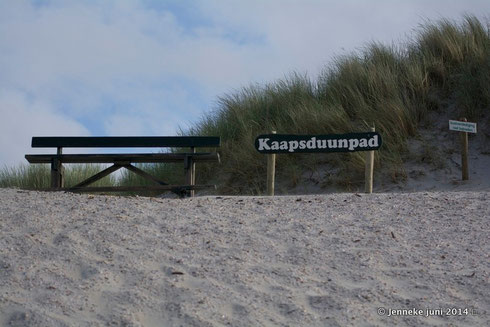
2, 16, 488, 194
0, 164, 116, 189
179, 15, 490, 194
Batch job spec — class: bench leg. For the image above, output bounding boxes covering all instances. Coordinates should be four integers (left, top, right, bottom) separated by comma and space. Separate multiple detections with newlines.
185, 159, 195, 197
184, 148, 196, 197
51, 158, 64, 189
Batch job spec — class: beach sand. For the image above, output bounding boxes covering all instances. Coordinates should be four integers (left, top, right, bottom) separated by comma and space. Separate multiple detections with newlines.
0, 189, 488, 326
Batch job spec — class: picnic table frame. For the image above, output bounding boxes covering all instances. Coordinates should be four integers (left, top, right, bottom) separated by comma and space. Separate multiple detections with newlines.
25, 136, 220, 197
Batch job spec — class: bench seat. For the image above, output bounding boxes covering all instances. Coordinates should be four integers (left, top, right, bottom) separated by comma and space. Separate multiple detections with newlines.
25, 152, 219, 164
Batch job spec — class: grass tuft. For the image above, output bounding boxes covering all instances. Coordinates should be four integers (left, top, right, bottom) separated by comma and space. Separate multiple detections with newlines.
0, 164, 116, 189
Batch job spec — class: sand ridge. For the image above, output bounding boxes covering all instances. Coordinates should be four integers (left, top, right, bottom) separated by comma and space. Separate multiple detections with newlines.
0, 189, 488, 326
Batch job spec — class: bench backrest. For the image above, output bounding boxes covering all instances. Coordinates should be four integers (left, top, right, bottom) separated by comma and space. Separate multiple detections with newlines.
31, 136, 220, 148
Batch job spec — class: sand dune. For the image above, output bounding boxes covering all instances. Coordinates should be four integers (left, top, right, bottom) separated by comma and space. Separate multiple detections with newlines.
0, 189, 488, 326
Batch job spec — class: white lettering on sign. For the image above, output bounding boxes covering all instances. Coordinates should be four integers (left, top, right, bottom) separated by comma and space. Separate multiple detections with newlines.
258, 138, 271, 150
449, 120, 477, 133
257, 134, 379, 153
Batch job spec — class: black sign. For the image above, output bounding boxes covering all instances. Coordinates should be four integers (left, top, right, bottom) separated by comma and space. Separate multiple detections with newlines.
255, 132, 382, 154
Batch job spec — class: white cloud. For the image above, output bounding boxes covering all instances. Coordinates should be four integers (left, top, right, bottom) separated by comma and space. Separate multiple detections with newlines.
0, 90, 89, 167
195, 0, 489, 75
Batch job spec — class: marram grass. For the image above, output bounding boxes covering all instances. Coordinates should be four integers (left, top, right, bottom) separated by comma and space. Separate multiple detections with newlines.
2, 16, 489, 194
180, 15, 489, 194
0, 164, 116, 189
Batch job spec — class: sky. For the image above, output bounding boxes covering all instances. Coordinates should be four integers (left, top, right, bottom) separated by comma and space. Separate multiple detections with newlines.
0, 0, 488, 166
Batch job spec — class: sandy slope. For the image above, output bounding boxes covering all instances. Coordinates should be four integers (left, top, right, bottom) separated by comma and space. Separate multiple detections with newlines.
0, 189, 488, 327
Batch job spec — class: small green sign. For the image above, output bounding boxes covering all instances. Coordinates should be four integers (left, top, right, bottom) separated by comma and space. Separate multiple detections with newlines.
255, 132, 382, 154
449, 120, 477, 133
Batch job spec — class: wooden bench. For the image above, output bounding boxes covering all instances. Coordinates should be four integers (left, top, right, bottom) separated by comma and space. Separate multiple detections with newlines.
25, 136, 220, 197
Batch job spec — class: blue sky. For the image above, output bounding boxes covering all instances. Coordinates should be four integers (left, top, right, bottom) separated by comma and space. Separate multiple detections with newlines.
0, 0, 488, 166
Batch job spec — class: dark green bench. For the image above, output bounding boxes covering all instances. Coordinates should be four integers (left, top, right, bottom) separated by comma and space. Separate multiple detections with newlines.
25, 136, 220, 197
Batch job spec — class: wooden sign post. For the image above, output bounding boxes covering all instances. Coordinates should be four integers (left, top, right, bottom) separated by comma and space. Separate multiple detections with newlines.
267, 131, 276, 196
461, 120, 469, 181
364, 127, 376, 193
449, 118, 477, 181
255, 131, 382, 195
